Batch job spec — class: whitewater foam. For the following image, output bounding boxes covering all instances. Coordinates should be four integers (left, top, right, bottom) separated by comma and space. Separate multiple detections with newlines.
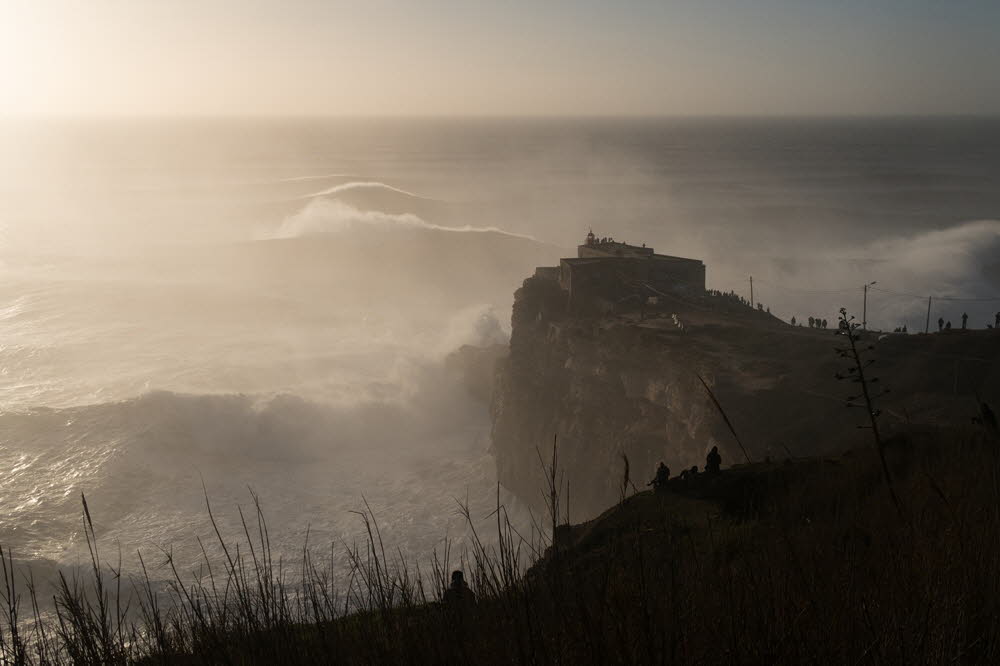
0, 354, 501, 572
864, 219, 1000, 292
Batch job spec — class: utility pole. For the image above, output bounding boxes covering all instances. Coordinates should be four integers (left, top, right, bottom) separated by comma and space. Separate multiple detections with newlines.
925, 296, 932, 334
863, 281, 877, 330
749, 275, 754, 309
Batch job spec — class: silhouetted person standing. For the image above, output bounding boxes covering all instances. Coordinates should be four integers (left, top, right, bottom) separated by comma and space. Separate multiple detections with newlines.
648, 462, 670, 493
982, 403, 998, 434
938, 317, 944, 332
444, 570, 476, 606
705, 446, 721, 474
962, 313, 969, 329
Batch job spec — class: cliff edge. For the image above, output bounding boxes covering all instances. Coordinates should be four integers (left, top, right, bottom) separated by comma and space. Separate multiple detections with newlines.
491, 273, 1000, 518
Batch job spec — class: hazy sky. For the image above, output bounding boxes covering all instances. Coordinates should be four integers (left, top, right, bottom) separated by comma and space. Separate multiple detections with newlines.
2, 0, 999, 117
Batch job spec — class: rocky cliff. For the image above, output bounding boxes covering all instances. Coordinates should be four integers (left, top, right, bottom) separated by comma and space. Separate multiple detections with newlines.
491, 275, 1000, 518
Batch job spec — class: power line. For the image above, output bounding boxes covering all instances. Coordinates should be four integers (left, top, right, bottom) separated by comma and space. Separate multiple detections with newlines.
871, 285, 1000, 302
749, 278, 857, 295
867, 286, 928, 300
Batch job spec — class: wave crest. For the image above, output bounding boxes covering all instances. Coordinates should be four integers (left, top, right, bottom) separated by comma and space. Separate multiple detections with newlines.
263, 198, 536, 241
304, 180, 438, 201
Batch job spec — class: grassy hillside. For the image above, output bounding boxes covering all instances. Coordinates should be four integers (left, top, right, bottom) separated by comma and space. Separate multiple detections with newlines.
7, 420, 999, 664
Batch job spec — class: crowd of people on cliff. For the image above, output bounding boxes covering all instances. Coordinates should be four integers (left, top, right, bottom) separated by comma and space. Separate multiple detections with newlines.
591, 235, 642, 247
788, 315, 851, 331
706, 290, 770, 314
706, 281, 1000, 335
648, 446, 723, 493
928, 312, 1000, 331
787, 315, 829, 328
782, 311, 1000, 333
931, 313, 1000, 331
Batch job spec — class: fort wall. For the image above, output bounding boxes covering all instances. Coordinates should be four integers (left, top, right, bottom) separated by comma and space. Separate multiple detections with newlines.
540, 234, 706, 314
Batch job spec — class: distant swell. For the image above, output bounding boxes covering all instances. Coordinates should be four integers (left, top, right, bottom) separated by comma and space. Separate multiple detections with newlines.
304, 181, 439, 201
263, 198, 536, 241
278, 173, 361, 183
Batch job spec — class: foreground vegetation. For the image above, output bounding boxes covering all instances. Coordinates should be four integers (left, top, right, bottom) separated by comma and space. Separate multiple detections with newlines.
0, 421, 998, 664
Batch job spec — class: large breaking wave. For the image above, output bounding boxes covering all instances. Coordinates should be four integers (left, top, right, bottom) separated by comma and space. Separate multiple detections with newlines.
0, 180, 556, 579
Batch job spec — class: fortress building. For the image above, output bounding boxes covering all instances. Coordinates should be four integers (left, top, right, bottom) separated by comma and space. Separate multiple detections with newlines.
534, 231, 706, 314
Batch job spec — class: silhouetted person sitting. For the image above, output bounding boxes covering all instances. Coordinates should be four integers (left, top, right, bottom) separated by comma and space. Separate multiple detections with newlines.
444, 570, 476, 606
679, 466, 699, 483
705, 446, 721, 474
938, 317, 944, 332
945, 321, 952, 330
962, 313, 969, 329
648, 462, 670, 493
996, 312, 1000, 328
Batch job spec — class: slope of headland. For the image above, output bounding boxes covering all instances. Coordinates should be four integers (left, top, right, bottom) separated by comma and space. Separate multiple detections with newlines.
134, 425, 1000, 664
498, 426, 1000, 665
491, 260, 1000, 518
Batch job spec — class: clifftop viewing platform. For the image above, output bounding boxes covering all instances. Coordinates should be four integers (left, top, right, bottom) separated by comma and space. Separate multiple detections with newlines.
577, 233, 655, 259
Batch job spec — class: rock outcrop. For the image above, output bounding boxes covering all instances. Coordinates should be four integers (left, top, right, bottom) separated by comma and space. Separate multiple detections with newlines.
444, 343, 508, 404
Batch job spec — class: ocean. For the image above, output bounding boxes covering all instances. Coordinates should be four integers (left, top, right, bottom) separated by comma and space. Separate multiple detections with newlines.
0, 116, 998, 580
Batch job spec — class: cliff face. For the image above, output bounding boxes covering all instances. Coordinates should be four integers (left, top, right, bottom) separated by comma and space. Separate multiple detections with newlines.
491, 275, 1000, 518
491, 277, 714, 517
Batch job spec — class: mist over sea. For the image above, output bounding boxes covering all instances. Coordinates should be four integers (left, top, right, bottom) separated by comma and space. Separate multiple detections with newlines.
0, 117, 998, 579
